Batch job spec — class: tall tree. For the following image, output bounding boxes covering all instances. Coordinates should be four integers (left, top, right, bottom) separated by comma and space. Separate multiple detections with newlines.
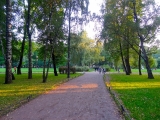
35, 0, 66, 80
64, 0, 89, 78
17, 0, 27, 74
27, 0, 32, 79
5, 0, 13, 83
101, 0, 160, 78
132, 0, 160, 79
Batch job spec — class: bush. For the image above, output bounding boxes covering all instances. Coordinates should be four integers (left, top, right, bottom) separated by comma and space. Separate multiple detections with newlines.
59, 66, 76, 74
75, 66, 89, 72
103, 65, 111, 72
105, 67, 110, 72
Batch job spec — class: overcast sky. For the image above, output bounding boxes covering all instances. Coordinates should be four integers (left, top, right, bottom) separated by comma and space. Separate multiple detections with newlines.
83, 0, 104, 39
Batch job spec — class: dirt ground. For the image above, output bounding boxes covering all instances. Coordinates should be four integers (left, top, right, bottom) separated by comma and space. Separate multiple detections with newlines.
1, 72, 123, 120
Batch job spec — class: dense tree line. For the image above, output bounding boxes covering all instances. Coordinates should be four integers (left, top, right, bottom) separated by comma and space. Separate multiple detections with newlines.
1, 0, 105, 84
2, 0, 160, 84
1, 0, 92, 83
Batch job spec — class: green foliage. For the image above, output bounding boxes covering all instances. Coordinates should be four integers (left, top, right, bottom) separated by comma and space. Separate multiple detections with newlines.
0, 0, 5, 30
75, 66, 89, 72
70, 31, 104, 66
148, 56, 157, 68
0, 57, 5, 66
109, 74, 160, 120
59, 66, 76, 74
103, 65, 111, 72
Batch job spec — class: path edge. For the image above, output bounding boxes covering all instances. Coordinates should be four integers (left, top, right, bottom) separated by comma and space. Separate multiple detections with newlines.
103, 73, 133, 120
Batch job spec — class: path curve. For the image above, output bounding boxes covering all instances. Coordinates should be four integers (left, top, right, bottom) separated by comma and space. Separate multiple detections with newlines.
1, 72, 123, 120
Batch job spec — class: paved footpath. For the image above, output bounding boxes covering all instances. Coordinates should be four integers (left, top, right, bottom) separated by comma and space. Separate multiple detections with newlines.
1, 72, 123, 120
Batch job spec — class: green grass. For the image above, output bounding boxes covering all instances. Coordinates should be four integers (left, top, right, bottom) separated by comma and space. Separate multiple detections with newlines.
109, 73, 160, 120
0, 68, 95, 73
109, 68, 160, 73
0, 73, 81, 116
0, 68, 55, 73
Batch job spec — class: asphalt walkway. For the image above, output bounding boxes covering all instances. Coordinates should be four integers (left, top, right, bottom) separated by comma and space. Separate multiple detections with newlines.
1, 72, 123, 120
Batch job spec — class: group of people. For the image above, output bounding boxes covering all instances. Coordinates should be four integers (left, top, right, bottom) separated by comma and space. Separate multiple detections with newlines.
94, 67, 106, 74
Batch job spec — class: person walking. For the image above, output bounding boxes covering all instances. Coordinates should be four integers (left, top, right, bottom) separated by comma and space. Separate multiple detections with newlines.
98, 67, 101, 74
13, 67, 16, 73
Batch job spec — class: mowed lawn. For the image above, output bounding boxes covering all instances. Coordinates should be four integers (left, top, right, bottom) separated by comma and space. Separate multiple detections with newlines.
0, 72, 81, 117
0, 68, 55, 73
109, 73, 160, 120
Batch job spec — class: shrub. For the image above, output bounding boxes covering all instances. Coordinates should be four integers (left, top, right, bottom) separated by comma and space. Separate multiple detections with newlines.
105, 67, 110, 72
75, 66, 89, 72
59, 66, 76, 74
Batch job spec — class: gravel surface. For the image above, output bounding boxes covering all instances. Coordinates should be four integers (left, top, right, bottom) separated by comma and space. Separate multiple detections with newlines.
1, 72, 123, 120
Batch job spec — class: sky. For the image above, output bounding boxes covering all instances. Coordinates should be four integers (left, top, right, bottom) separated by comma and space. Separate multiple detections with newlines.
84, 0, 104, 39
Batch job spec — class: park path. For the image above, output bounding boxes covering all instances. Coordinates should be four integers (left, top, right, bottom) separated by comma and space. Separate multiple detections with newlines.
1, 72, 123, 120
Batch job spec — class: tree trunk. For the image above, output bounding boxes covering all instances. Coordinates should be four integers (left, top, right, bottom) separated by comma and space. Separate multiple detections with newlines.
43, 62, 50, 83
52, 51, 58, 76
42, 47, 50, 83
127, 37, 132, 74
42, 57, 46, 83
141, 40, 154, 79
45, 58, 50, 82
119, 41, 128, 74
12, 73, 15, 80
27, 0, 32, 79
124, 58, 130, 75
124, 46, 131, 75
138, 49, 142, 75
5, 0, 13, 84
17, 26, 26, 75
67, 1, 71, 78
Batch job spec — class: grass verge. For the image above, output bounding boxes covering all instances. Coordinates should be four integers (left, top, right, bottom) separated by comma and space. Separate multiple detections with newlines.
106, 73, 160, 120
0, 73, 82, 117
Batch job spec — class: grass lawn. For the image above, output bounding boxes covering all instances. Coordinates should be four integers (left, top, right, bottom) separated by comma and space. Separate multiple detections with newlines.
0, 72, 81, 117
110, 68, 160, 74
0, 68, 55, 73
108, 73, 160, 120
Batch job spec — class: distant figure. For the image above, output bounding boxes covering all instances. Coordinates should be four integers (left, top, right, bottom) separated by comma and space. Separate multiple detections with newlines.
13, 67, 16, 73
98, 67, 101, 74
103, 68, 106, 74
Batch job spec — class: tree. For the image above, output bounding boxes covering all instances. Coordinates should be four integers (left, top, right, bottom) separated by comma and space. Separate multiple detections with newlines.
16, 0, 27, 75
101, 0, 160, 78
35, 0, 66, 81
131, 0, 160, 79
5, 0, 13, 83
101, 0, 132, 74
70, 31, 104, 67
26, 0, 32, 79
64, 0, 89, 78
